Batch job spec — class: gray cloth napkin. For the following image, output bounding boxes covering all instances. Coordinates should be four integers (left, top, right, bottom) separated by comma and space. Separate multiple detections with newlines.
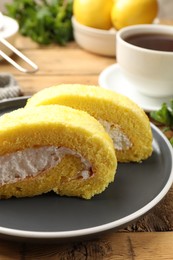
0, 73, 23, 100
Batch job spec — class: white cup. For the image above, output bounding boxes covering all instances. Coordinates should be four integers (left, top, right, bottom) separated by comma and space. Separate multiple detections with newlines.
116, 24, 173, 98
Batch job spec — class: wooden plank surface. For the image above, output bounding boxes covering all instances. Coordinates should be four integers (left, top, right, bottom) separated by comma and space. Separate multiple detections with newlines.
1, 39, 114, 95
0, 232, 173, 259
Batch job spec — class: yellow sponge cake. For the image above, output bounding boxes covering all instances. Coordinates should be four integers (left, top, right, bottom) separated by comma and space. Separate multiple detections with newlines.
0, 105, 117, 199
26, 84, 153, 162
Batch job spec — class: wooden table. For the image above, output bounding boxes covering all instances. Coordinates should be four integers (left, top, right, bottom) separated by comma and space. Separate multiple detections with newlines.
0, 35, 173, 260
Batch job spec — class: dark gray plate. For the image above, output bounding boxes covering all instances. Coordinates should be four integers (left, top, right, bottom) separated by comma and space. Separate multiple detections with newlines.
0, 97, 172, 242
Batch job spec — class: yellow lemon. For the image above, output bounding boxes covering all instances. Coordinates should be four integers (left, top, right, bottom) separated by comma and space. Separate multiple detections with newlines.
111, 0, 158, 30
73, 0, 113, 30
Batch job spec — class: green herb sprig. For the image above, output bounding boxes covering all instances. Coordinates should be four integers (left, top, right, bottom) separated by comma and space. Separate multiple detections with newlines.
150, 100, 173, 146
5, 0, 73, 45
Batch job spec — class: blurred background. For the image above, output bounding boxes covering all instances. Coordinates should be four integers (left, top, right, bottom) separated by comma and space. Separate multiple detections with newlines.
0, 0, 173, 20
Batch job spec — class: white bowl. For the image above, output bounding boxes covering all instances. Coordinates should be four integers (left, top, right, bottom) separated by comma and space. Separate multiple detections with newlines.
72, 16, 116, 57
0, 15, 19, 59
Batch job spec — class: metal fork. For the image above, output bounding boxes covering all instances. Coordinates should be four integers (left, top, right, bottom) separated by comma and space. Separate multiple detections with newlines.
0, 37, 38, 73
0, 12, 38, 73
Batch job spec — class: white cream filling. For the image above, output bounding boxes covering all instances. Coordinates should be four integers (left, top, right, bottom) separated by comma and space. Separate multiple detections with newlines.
0, 146, 92, 186
99, 119, 132, 150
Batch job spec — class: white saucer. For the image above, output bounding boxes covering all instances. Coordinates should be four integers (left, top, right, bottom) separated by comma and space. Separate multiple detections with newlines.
98, 64, 172, 112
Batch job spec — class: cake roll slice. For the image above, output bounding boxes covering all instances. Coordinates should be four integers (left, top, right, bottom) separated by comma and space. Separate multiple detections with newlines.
26, 84, 153, 162
0, 105, 116, 199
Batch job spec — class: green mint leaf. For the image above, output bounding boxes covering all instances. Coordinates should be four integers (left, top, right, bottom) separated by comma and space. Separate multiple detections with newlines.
150, 102, 173, 127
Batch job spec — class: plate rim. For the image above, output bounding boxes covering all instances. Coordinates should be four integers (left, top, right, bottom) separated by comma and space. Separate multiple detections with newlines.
0, 98, 172, 240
